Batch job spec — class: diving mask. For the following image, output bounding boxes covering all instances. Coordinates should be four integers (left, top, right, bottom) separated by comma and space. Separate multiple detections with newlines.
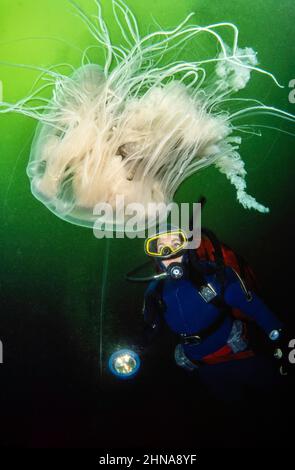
144, 229, 188, 259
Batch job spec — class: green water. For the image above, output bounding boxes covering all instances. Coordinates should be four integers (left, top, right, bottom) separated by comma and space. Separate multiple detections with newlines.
0, 0, 294, 447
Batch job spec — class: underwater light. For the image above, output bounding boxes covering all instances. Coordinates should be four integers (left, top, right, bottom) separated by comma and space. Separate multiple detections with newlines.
108, 349, 140, 379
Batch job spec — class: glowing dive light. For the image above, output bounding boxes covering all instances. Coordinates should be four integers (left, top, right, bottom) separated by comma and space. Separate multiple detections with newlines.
108, 349, 140, 379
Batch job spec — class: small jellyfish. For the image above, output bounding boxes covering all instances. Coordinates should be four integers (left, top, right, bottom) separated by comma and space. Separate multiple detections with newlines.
1, 0, 294, 229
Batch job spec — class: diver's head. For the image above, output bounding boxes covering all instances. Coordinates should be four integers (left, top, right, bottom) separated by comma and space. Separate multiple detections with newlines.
155, 232, 184, 268
144, 226, 188, 268
126, 226, 188, 282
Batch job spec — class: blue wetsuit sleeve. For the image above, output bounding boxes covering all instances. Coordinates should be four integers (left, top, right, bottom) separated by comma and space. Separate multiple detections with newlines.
141, 281, 164, 345
224, 272, 283, 335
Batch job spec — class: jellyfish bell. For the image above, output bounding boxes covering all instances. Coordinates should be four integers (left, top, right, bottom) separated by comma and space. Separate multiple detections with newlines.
2, 0, 295, 230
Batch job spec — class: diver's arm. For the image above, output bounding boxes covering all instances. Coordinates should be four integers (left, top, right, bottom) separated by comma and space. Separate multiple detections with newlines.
140, 281, 165, 347
141, 316, 163, 347
127, 282, 165, 353
224, 276, 284, 336
224, 277, 290, 372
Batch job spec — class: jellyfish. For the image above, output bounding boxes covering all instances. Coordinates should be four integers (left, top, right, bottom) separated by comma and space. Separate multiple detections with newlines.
1, 0, 294, 230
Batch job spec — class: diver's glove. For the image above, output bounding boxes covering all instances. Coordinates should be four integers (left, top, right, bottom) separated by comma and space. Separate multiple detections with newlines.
269, 329, 291, 376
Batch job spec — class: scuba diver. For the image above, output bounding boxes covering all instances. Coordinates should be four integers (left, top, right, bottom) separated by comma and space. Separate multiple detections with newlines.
127, 225, 289, 403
